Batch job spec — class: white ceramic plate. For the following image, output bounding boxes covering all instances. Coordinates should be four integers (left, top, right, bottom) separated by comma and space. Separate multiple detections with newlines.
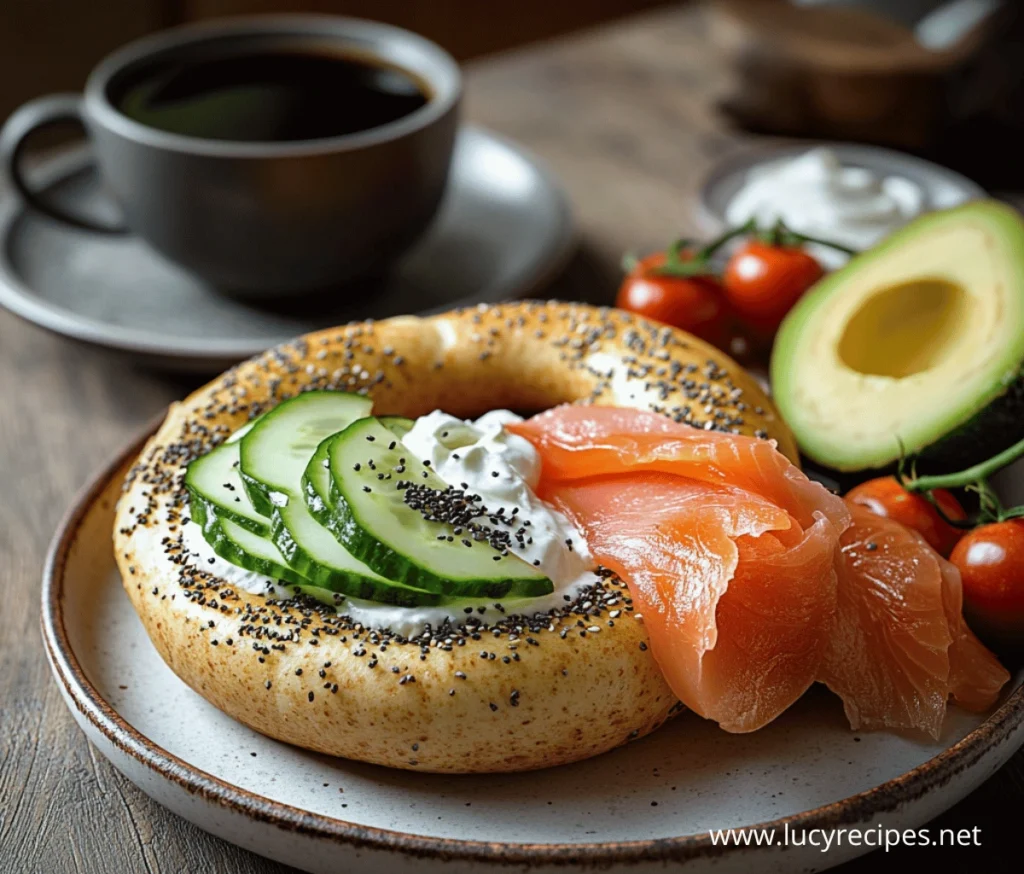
0, 125, 574, 372
43, 432, 1024, 874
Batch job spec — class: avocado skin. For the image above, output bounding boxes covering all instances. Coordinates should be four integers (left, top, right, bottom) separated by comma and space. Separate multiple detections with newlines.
916, 371, 1024, 473
799, 372, 1024, 485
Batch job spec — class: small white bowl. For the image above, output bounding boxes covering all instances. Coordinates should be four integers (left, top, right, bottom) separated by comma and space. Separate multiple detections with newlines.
698, 141, 986, 238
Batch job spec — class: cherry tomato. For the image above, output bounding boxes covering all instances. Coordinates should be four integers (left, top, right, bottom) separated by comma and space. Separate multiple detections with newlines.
722, 241, 824, 337
616, 252, 728, 346
846, 477, 966, 557
950, 520, 1024, 640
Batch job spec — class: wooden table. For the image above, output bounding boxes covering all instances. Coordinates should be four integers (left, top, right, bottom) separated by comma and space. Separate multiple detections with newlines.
1, 6, 1018, 872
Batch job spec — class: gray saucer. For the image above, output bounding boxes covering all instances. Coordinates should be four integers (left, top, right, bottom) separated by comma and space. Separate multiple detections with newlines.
0, 125, 573, 371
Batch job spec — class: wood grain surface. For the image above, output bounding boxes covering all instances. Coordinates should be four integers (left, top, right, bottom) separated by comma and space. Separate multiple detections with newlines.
0, 5, 1019, 873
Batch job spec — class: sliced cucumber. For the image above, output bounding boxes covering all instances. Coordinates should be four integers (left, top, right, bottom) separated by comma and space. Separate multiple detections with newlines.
302, 437, 339, 531
185, 434, 267, 535
379, 416, 415, 439
227, 421, 255, 443
327, 417, 553, 599
204, 515, 307, 585
239, 391, 373, 516
238, 392, 439, 605
302, 417, 415, 529
272, 500, 439, 605
199, 514, 388, 608
187, 419, 312, 582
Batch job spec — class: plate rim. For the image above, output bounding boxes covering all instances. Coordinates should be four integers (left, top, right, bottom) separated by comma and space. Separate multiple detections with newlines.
41, 425, 1024, 868
0, 124, 575, 363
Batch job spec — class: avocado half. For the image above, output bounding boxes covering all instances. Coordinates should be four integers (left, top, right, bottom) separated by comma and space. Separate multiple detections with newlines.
770, 200, 1024, 473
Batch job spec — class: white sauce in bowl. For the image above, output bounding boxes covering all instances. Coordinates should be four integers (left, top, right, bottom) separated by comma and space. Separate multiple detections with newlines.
724, 147, 925, 266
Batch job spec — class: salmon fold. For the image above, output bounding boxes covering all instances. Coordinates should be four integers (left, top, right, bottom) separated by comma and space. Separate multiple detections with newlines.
511, 406, 1008, 736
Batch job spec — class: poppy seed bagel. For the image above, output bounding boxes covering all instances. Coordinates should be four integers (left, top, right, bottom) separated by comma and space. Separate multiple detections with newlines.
114, 300, 796, 772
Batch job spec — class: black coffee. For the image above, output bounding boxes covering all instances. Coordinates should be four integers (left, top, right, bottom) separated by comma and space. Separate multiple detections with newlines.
113, 51, 429, 142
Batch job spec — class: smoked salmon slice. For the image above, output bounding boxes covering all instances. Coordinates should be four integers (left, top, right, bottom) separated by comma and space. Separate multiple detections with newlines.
512, 406, 849, 732
509, 405, 849, 534
821, 504, 1009, 738
512, 405, 1009, 737
548, 473, 842, 732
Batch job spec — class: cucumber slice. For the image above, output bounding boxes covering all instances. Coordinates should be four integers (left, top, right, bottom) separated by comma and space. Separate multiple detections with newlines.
302, 437, 338, 531
185, 437, 267, 535
199, 514, 391, 609
327, 417, 553, 599
272, 501, 440, 605
302, 416, 414, 529
227, 421, 255, 443
238, 392, 439, 606
239, 391, 374, 516
379, 416, 415, 439
204, 515, 307, 585
188, 419, 314, 583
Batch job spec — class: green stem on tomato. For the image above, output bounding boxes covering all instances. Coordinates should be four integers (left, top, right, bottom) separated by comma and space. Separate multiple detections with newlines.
919, 489, 979, 530
665, 238, 696, 266
771, 220, 858, 256
896, 437, 1024, 526
646, 222, 756, 279
903, 435, 1024, 494
649, 238, 719, 278
622, 216, 857, 281
697, 219, 757, 260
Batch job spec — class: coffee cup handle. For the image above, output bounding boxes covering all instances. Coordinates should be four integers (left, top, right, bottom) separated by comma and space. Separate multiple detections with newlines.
0, 94, 127, 234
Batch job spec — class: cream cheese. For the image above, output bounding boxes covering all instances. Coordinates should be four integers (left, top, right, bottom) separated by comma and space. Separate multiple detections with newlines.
402, 409, 593, 589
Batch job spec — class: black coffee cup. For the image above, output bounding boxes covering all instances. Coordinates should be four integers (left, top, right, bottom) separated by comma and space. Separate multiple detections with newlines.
0, 16, 461, 296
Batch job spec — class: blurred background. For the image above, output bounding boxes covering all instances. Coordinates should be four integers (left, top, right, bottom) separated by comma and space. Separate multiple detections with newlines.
0, 0, 670, 118
3, 0, 1023, 184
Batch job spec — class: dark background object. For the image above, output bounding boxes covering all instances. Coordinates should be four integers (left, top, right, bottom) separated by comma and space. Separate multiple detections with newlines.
933, 3, 1024, 188
0, 17, 462, 295
5, 0, 1019, 196
0, 0, 671, 123
110, 50, 429, 142
708, 0, 1024, 187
